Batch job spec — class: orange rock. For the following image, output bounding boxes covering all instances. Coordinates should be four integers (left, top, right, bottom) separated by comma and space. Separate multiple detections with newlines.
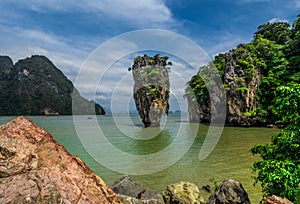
0, 116, 121, 203
264, 195, 293, 204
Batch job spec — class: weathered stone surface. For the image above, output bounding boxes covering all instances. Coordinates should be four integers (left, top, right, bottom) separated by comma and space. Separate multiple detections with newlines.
224, 46, 260, 126
163, 181, 205, 204
187, 44, 261, 126
112, 176, 164, 204
0, 116, 121, 204
117, 194, 163, 204
112, 176, 144, 198
131, 54, 170, 127
264, 195, 293, 204
206, 178, 250, 204
117, 194, 144, 204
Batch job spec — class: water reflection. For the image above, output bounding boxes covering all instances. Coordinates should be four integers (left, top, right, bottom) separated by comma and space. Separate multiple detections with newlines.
129, 129, 173, 155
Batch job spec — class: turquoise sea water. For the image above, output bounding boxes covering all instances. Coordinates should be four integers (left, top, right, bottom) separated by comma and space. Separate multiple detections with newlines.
0, 115, 278, 203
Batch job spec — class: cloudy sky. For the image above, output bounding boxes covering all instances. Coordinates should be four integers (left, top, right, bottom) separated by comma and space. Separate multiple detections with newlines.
0, 0, 299, 113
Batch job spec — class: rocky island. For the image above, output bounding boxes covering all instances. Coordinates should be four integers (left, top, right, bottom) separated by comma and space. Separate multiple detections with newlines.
185, 45, 260, 126
129, 54, 172, 127
185, 19, 300, 127
0, 55, 105, 116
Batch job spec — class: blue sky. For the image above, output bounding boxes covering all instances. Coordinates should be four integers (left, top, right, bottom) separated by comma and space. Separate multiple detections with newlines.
0, 0, 299, 113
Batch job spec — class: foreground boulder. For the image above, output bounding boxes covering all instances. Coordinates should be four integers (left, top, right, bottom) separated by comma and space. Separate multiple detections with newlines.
0, 116, 120, 203
112, 176, 164, 204
207, 178, 250, 204
264, 195, 293, 204
163, 181, 205, 204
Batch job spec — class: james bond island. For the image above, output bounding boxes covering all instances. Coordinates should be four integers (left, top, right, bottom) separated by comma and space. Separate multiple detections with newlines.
129, 54, 172, 127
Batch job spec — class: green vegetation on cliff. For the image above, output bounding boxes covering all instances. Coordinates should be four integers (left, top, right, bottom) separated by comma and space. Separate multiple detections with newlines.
186, 14, 300, 126
251, 17, 300, 200
129, 54, 171, 127
186, 14, 300, 202
0, 55, 105, 115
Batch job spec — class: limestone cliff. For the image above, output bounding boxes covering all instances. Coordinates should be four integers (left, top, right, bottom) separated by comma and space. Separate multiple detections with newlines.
0, 116, 120, 203
130, 54, 171, 127
224, 45, 260, 126
0, 55, 105, 115
186, 44, 261, 126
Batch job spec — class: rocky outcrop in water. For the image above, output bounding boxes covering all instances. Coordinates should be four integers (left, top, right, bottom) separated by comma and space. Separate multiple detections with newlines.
130, 54, 171, 127
0, 55, 105, 116
111, 176, 164, 204
223, 45, 260, 126
0, 116, 119, 203
163, 181, 205, 204
206, 178, 250, 204
186, 44, 261, 126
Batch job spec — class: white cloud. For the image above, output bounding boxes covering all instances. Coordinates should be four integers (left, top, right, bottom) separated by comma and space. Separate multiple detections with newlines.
1, 0, 173, 26
208, 33, 246, 57
0, 25, 89, 82
295, 0, 300, 8
0, 26, 65, 48
268, 18, 289, 23
90, 0, 172, 24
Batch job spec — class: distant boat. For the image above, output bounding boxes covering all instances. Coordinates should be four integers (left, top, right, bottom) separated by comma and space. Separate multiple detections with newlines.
87, 117, 92, 120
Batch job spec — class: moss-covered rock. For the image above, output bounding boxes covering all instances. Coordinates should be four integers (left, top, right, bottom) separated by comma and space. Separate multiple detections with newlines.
163, 181, 205, 204
130, 54, 171, 127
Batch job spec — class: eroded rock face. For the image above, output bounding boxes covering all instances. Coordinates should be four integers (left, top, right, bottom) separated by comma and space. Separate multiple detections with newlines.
0, 116, 121, 204
223, 45, 260, 126
163, 181, 205, 204
112, 176, 164, 204
264, 195, 293, 204
187, 44, 261, 126
206, 178, 250, 204
131, 54, 170, 127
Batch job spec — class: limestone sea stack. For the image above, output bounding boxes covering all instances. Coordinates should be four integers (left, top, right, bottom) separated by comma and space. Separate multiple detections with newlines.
186, 44, 260, 126
0, 116, 121, 203
130, 54, 171, 127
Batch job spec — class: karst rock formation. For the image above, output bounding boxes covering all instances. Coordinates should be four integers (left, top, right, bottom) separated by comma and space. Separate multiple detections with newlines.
130, 54, 171, 127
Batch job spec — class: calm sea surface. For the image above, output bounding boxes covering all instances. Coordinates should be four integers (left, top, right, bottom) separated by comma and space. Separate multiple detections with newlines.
0, 115, 278, 203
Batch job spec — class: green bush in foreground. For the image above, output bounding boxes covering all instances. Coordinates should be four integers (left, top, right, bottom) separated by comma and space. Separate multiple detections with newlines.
251, 84, 300, 203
